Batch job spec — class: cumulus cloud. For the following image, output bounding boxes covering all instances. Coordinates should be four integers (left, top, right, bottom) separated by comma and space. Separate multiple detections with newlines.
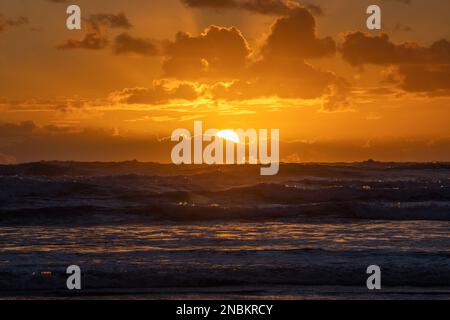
259, 8, 335, 60
199, 8, 346, 109
163, 25, 251, 79
54, 6, 346, 108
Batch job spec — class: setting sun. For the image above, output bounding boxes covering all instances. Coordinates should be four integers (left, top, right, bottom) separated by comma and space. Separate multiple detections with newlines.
216, 130, 240, 143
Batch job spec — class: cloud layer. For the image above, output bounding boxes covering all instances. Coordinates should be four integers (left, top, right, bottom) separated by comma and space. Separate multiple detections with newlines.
342, 32, 450, 95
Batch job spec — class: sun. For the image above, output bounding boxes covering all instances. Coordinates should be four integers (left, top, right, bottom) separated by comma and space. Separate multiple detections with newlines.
216, 130, 240, 143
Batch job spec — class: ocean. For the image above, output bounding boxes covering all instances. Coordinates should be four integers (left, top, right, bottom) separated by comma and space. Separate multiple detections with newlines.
0, 161, 449, 299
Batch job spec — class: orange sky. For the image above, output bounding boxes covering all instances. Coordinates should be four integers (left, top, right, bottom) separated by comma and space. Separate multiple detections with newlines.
1, 0, 450, 163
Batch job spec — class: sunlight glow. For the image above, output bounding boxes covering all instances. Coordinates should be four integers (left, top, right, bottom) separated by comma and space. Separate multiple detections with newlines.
216, 130, 240, 143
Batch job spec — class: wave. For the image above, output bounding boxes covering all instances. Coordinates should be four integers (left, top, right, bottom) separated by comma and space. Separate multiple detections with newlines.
1, 201, 449, 225
1, 161, 449, 223
0, 249, 449, 292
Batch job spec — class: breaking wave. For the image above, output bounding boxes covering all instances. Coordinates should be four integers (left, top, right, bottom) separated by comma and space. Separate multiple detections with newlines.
1, 161, 449, 224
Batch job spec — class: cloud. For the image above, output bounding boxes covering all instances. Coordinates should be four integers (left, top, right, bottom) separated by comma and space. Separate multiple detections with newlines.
0, 121, 36, 138
58, 13, 160, 56
57, 32, 109, 50
0, 97, 91, 113
398, 64, 450, 95
181, 0, 298, 15
382, 0, 412, 4
57, 13, 131, 50
53, 99, 89, 112
0, 123, 174, 163
205, 8, 346, 109
88, 13, 132, 30
393, 23, 413, 32
181, 0, 237, 9
259, 7, 335, 60
109, 81, 201, 105
113, 33, 159, 56
341, 32, 450, 95
0, 15, 29, 33
181, 0, 325, 16
249, 7, 346, 108
163, 25, 251, 79
54, 6, 347, 108
240, 0, 298, 15
161, 8, 348, 109
341, 32, 450, 66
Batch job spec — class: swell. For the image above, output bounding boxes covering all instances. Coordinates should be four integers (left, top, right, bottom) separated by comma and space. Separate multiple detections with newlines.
1, 162, 450, 224
0, 249, 449, 291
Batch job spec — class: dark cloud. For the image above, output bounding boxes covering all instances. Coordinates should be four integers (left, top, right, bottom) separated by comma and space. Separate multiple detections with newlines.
57, 32, 109, 50
398, 64, 450, 95
342, 32, 450, 95
57, 13, 131, 50
240, 0, 298, 15
382, 0, 412, 4
109, 82, 200, 104
88, 13, 132, 30
180, 0, 322, 16
210, 8, 344, 108
181, 0, 237, 9
342, 32, 450, 66
0, 125, 174, 163
163, 25, 251, 79
260, 7, 335, 60
246, 7, 344, 108
0, 15, 29, 33
113, 33, 159, 56
53, 99, 88, 112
